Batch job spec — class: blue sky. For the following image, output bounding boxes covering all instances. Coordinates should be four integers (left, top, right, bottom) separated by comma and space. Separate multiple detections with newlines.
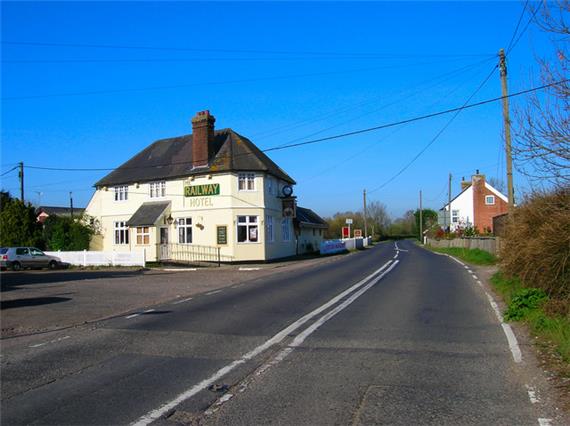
1, 1, 552, 218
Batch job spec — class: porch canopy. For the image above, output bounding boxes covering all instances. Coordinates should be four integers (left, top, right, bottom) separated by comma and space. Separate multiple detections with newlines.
126, 201, 171, 227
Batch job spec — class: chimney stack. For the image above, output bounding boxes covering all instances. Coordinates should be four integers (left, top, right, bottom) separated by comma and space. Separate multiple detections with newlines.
191, 110, 216, 169
461, 176, 470, 191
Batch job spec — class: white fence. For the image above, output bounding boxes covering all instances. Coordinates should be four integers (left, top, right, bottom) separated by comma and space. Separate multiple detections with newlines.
45, 250, 146, 267
342, 237, 372, 250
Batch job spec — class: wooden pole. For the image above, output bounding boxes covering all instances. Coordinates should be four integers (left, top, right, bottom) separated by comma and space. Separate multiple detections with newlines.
499, 48, 515, 210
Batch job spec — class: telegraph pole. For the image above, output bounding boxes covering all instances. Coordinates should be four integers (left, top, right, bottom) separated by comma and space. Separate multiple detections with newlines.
18, 162, 24, 202
69, 192, 74, 218
447, 173, 452, 230
499, 48, 515, 210
363, 189, 368, 238
419, 190, 423, 243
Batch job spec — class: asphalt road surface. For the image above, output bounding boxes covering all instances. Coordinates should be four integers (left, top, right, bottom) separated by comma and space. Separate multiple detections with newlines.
1, 241, 545, 425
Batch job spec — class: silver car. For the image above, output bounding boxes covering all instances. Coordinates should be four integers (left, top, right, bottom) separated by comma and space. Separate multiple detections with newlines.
0, 247, 63, 271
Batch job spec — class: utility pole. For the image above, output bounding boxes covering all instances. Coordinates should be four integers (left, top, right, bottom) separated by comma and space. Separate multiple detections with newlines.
499, 48, 515, 210
69, 192, 74, 218
35, 191, 43, 207
363, 189, 368, 238
447, 173, 452, 231
18, 162, 24, 202
419, 190, 423, 244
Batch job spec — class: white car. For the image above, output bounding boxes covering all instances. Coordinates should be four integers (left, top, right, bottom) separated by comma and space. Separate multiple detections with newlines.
0, 247, 63, 271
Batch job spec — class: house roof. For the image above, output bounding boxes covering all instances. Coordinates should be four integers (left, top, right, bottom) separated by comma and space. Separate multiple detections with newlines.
295, 207, 328, 228
37, 206, 85, 216
126, 201, 170, 227
95, 129, 295, 187
440, 181, 509, 210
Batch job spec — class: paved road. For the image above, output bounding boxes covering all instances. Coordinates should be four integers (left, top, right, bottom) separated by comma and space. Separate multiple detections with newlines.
1, 241, 545, 425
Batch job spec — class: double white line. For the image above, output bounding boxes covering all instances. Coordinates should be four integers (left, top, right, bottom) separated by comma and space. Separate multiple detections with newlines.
133, 258, 399, 426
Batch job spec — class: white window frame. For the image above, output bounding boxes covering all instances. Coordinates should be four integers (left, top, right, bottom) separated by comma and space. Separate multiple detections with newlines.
136, 227, 150, 245
114, 221, 129, 245
265, 215, 274, 243
149, 181, 166, 198
452, 210, 460, 224
177, 217, 192, 244
237, 215, 259, 243
114, 185, 128, 202
485, 195, 496, 205
282, 218, 291, 242
238, 173, 256, 191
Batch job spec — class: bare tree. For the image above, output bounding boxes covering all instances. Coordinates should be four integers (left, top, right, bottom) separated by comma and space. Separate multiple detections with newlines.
513, 1, 569, 187
366, 201, 391, 235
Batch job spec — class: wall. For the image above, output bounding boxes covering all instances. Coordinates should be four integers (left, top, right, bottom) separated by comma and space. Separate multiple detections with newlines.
297, 226, 325, 254
443, 186, 473, 231
426, 237, 499, 255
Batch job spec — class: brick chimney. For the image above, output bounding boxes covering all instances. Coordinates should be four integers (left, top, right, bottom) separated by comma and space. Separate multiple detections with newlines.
191, 110, 216, 169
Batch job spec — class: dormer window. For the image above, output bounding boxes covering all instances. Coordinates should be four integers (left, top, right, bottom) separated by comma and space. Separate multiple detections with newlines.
149, 181, 166, 198
114, 185, 128, 201
238, 173, 255, 191
485, 195, 495, 205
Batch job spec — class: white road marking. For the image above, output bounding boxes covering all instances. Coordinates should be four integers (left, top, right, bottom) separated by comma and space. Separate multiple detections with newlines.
29, 335, 70, 348
239, 267, 260, 271
526, 386, 539, 404
538, 419, 552, 426
126, 313, 140, 319
206, 290, 222, 296
471, 274, 478, 280
161, 268, 197, 272
132, 259, 396, 426
173, 297, 193, 305
144, 309, 155, 313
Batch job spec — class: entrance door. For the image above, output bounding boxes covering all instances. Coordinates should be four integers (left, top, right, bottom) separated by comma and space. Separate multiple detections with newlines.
159, 227, 170, 260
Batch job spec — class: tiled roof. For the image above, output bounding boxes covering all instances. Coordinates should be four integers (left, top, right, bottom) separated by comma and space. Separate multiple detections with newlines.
295, 207, 328, 228
37, 206, 85, 216
95, 129, 295, 187
126, 201, 170, 227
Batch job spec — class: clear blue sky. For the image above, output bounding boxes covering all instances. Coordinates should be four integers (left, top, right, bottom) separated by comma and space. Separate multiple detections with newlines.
1, 1, 551, 218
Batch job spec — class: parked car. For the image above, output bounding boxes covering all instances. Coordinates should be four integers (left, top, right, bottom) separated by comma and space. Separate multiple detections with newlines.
0, 247, 64, 271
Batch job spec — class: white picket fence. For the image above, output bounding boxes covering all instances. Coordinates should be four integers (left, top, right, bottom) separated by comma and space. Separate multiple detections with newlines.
45, 250, 146, 267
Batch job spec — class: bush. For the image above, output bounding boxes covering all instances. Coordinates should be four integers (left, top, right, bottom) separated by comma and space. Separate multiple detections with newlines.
504, 288, 548, 321
500, 187, 570, 299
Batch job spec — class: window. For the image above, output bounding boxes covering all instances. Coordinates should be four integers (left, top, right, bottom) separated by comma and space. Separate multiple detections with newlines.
237, 216, 258, 243
452, 210, 459, 223
178, 218, 192, 244
30, 248, 44, 256
238, 173, 255, 191
267, 177, 275, 195
114, 221, 129, 245
149, 181, 166, 198
114, 185, 128, 201
15, 248, 29, 255
265, 215, 274, 242
282, 218, 291, 242
136, 227, 150, 245
485, 195, 495, 205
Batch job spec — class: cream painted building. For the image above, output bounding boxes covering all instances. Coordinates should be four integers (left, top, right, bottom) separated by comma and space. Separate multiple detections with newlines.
85, 110, 327, 262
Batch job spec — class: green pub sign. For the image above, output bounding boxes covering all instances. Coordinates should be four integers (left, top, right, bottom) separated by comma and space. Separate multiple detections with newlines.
217, 225, 228, 245
184, 183, 220, 197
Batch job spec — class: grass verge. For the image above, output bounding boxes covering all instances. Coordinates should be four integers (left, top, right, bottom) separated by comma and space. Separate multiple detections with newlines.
427, 246, 497, 265
491, 271, 570, 364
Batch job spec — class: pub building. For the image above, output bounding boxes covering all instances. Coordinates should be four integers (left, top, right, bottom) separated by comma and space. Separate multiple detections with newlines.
85, 111, 328, 262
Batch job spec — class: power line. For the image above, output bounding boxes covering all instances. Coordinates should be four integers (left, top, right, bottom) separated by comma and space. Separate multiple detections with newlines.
506, 0, 529, 54
23, 78, 568, 173
2, 58, 477, 101
1, 165, 19, 177
2, 40, 495, 58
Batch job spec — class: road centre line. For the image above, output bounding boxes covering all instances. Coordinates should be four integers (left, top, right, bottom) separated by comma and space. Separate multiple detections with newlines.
132, 258, 397, 426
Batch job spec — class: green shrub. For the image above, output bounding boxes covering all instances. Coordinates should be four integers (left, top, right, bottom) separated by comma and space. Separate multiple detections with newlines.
504, 288, 548, 321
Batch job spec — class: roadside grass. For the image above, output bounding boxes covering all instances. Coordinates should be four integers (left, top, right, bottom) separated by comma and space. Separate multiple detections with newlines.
491, 272, 570, 364
427, 246, 497, 265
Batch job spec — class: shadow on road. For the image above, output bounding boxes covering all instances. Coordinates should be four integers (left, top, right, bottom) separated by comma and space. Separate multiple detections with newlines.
1, 296, 72, 310
0, 270, 147, 292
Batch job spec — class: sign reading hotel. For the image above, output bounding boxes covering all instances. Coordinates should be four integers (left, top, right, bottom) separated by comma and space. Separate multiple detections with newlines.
184, 183, 220, 197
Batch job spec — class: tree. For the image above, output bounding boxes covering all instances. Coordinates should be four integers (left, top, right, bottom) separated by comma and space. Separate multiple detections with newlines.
414, 209, 439, 239
324, 211, 364, 239
43, 215, 94, 251
387, 209, 416, 237
0, 192, 43, 247
513, 1, 569, 187
366, 201, 391, 238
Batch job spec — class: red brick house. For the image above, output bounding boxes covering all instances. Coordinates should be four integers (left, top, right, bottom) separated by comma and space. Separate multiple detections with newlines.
441, 172, 509, 233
